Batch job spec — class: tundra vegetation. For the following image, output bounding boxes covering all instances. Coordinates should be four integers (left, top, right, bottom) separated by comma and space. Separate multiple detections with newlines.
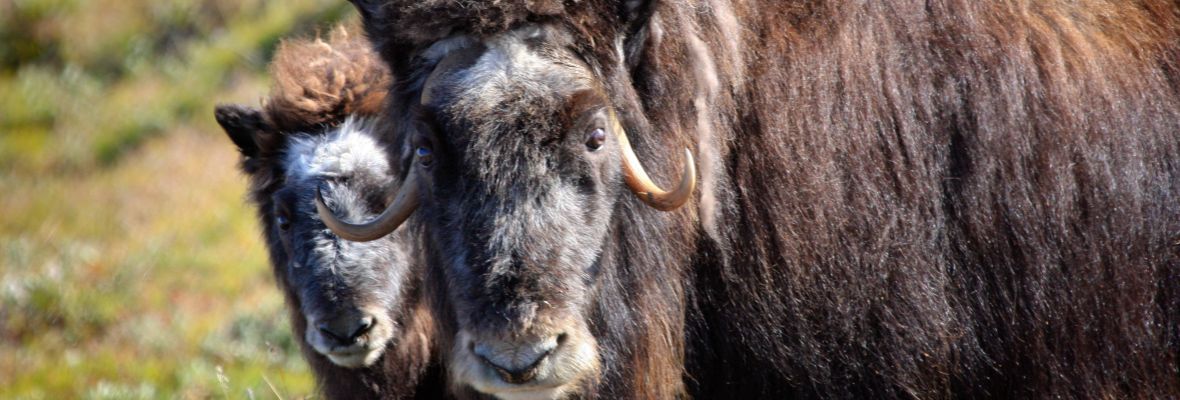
0, 0, 355, 397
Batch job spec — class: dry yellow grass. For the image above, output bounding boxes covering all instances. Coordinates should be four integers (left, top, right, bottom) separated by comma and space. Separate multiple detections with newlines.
0, 127, 317, 399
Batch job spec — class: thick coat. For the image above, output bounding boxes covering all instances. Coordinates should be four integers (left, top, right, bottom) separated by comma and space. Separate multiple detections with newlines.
348, 1, 1180, 398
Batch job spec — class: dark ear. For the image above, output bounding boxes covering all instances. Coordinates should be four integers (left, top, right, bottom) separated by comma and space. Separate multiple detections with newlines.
622, 0, 657, 28
347, 0, 381, 22
214, 104, 269, 157
620, 0, 658, 70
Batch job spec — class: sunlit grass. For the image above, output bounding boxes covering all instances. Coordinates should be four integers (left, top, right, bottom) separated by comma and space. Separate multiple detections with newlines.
0, 0, 355, 397
0, 0, 351, 173
0, 130, 316, 398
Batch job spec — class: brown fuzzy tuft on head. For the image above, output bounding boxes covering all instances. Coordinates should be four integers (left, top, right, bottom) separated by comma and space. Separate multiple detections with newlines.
264, 24, 390, 133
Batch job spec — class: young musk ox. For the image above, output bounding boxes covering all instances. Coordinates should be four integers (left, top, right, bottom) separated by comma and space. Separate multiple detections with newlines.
320, 1, 1180, 399
214, 26, 443, 399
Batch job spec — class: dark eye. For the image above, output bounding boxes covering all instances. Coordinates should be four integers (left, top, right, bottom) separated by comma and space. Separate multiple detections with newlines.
276, 214, 291, 232
416, 145, 433, 166
586, 128, 606, 151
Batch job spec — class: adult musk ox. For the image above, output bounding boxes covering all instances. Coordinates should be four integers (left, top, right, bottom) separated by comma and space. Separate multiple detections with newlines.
320, 1, 1180, 398
214, 27, 443, 399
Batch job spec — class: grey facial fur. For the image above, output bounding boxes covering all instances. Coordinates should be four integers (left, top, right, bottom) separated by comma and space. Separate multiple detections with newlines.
411, 26, 617, 399
277, 118, 413, 368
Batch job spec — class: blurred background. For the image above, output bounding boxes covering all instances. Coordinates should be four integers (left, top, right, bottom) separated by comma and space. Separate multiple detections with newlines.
0, 0, 358, 397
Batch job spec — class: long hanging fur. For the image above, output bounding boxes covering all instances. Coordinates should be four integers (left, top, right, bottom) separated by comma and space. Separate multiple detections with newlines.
354, 0, 1180, 398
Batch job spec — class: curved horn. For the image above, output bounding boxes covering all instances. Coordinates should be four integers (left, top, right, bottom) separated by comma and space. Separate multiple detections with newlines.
316, 171, 421, 241
613, 118, 696, 211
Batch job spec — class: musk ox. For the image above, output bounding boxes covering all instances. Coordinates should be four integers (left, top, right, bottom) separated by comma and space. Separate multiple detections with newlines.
321, 1, 1180, 399
214, 27, 442, 399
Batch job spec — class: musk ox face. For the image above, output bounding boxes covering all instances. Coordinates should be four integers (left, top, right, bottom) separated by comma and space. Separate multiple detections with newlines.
218, 108, 413, 369
274, 120, 411, 368
415, 26, 616, 399
315, 22, 693, 399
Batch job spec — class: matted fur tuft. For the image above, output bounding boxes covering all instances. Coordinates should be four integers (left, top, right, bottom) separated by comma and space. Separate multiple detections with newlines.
265, 24, 391, 133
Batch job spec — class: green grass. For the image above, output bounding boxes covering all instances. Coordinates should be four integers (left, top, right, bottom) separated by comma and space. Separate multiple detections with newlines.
0, 0, 356, 397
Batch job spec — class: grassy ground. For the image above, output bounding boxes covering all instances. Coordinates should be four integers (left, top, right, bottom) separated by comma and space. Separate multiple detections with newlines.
0, 0, 356, 397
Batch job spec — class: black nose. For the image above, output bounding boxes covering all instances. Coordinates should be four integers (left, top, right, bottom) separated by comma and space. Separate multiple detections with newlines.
317, 313, 374, 345
472, 336, 560, 384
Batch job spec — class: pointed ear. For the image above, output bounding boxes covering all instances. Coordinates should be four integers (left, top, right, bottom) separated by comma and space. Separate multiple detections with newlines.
623, 0, 657, 27
214, 104, 271, 157
620, 0, 659, 70
347, 0, 381, 22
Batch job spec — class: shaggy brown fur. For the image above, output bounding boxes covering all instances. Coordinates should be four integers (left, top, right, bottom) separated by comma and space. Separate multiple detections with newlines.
264, 24, 391, 134
351, 0, 1180, 398
215, 26, 443, 400
354, 2, 696, 397
350, 0, 565, 44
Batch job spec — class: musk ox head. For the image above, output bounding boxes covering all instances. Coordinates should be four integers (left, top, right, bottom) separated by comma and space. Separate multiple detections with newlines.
316, 6, 696, 398
215, 26, 417, 369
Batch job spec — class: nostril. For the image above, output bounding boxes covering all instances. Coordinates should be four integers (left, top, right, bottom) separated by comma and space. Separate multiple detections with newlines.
352, 316, 374, 339
472, 337, 559, 385
477, 352, 549, 384
317, 323, 344, 342
317, 314, 375, 345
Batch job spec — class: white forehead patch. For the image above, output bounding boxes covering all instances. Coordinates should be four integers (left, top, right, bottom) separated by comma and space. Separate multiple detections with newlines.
283, 117, 390, 182
450, 32, 590, 105
456, 39, 534, 92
